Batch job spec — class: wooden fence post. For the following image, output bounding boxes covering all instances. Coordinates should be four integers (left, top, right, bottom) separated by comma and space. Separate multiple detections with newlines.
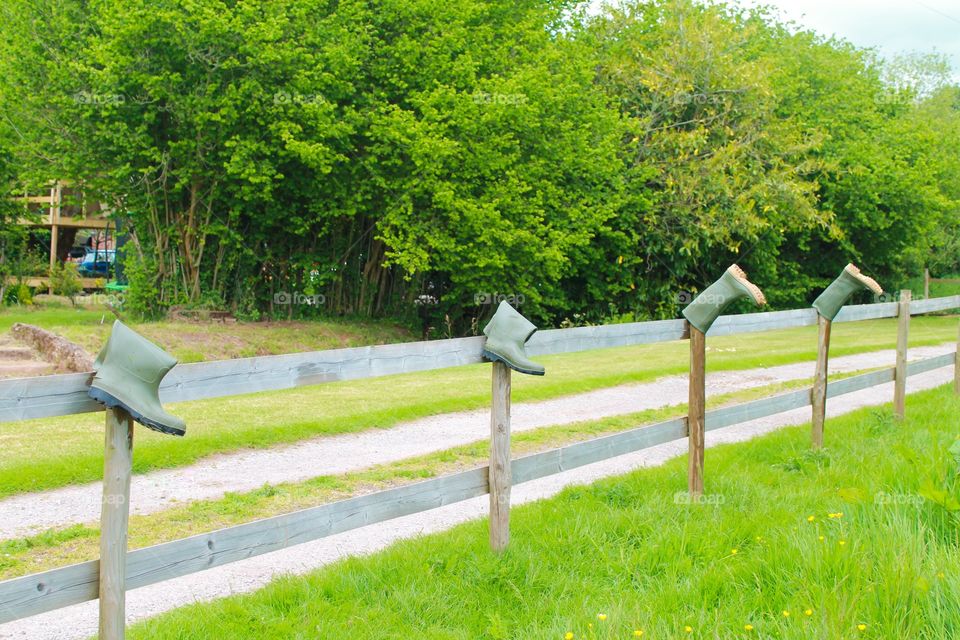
688, 324, 706, 497
489, 361, 511, 552
811, 315, 832, 449
99, 407, 134, 640
893, 290, 911, 420
923, 268, 930, 300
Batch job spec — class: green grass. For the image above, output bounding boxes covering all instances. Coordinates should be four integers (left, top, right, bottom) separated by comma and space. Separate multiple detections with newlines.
906, 273, 960, 298
127, 385, 960, 640
0, 303, 413, 362
0, 315, 955, 498
0, 377, 819, 580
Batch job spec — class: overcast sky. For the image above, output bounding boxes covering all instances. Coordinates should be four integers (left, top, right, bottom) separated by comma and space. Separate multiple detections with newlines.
592, 0, 960, 81
734, 0, 960, 78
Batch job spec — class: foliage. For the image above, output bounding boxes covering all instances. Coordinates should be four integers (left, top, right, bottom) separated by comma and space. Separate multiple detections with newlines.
48, 262, 82, 305
0, 0, 957, 329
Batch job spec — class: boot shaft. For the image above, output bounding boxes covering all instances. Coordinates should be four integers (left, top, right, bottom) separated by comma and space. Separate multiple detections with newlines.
482, 301, 545, 376
682, 265, 766, 333
812, 264, 883, 321
89, 320, 186, 436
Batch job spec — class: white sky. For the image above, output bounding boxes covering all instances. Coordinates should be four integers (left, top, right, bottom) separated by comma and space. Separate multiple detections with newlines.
592, 0, 960, 81
735, 0, 960, 79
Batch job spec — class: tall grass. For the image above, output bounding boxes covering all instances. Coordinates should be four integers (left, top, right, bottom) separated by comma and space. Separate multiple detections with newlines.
130, 386, 960, 640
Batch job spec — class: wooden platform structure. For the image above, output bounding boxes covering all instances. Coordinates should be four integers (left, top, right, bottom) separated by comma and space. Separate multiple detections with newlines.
13, 181, 114, 292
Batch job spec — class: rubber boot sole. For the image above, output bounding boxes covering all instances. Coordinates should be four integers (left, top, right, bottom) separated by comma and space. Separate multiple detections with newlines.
88, 386, 186, 436
482, 349, 545, 376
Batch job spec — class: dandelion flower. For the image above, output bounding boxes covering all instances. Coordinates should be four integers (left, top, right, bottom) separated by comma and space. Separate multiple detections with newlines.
857, 624, 867, 631
783, 610, 790, 618
744, 624, 754, 631
819, 536, 825, 541
565, 634, 574, 640
839, 540, 847, 546
807, 515, 816, 522
805, 609, 813, 616
685, 625, 693, 633
731, 549, 738, 555
634, 631, 644, 638
597, 614, 607, 621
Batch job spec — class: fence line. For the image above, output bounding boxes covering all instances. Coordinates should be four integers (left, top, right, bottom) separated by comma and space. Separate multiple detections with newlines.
0, 349, 956, 624
1, 295, 957, 425
0, 295, 957, 631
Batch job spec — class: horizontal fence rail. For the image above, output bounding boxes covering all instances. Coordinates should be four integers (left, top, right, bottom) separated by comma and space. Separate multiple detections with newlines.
0, 349, 955, 624
1, 295, 957, 424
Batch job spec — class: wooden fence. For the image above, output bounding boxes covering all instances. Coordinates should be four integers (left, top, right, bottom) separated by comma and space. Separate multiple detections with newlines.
924, 269, 960, 299
0, 294, 958, 634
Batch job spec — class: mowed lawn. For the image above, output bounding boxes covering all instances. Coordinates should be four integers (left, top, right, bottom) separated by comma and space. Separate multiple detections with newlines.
0, 315, 955, 497
128, 385, 960, 640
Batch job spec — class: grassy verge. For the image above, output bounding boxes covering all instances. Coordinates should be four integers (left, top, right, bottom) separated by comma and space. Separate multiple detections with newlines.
0, 315, 955, 498
128, 385, 960, 640
0, 377, 818, 580
0, 303, 413, 362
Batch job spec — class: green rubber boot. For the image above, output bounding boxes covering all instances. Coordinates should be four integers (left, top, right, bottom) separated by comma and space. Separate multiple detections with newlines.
482, 301, 545, 376
812, 264, 883, 321
682, 264, 767, 333
88, 320, 186, 436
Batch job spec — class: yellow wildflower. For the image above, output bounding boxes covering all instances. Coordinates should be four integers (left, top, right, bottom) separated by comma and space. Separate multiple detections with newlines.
783, 610, 790, 618
804, 609, 813, 616
744, 624, 754, 631
857, 624, 867, 631
565, 634, 573, 640
597, 614, 607, 621
634, 631, 644, 638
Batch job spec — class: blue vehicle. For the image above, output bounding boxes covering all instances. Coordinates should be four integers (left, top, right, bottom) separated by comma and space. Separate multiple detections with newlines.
77, 248, 116, 278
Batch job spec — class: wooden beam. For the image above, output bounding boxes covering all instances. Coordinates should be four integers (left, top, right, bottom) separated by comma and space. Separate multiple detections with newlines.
810, 315, 831, 449
17, 216, 111, 229
488, 362, 511, 552
894, 290, 911, 420
0, 296, 957, 425
99, 408, 133, 640
909, 295, 960, 314
6, 276, 103, 289
687, 324, 706, 496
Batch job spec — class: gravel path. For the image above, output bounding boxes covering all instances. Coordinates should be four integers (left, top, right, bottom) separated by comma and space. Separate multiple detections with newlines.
0, 366, 953, 640
0, 344, 952, 540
